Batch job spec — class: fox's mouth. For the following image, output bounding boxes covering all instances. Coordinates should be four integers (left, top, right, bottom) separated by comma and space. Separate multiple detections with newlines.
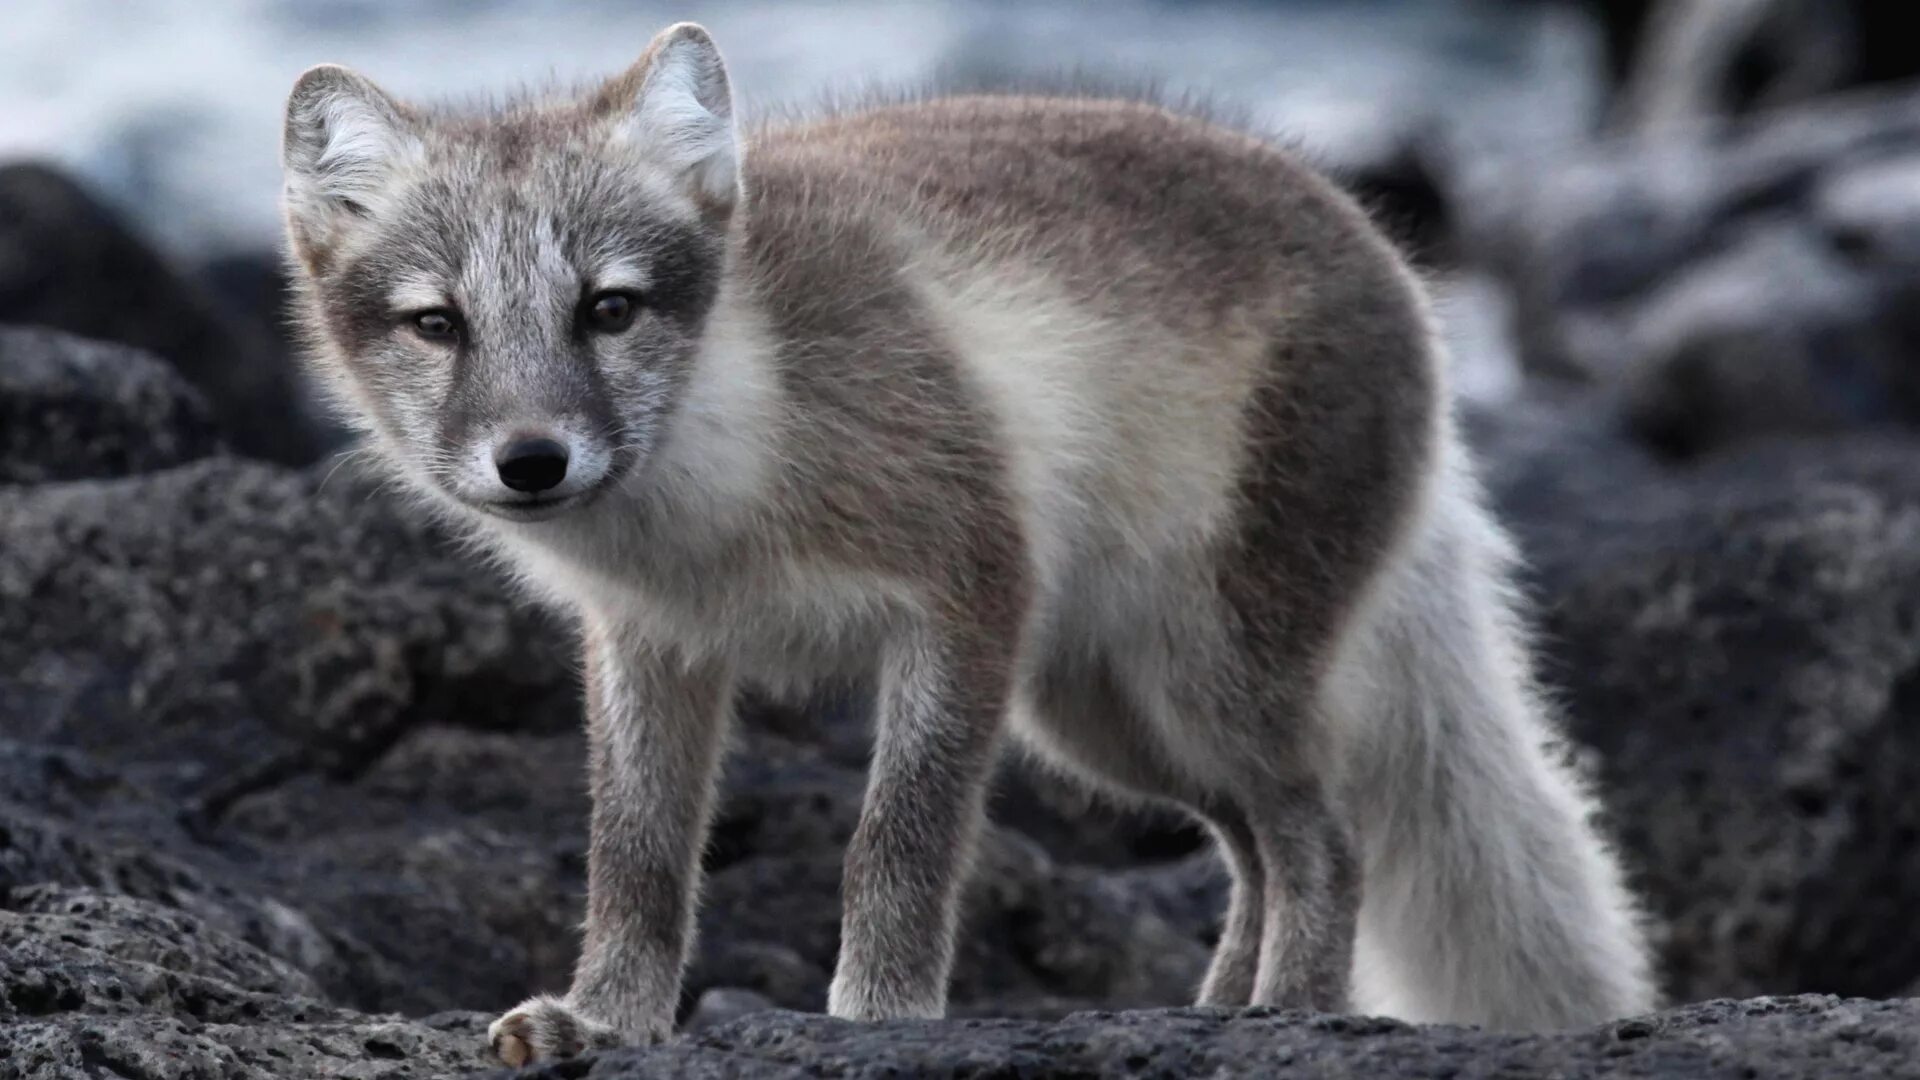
465, 457, 631, 523
476, 492, 586, 522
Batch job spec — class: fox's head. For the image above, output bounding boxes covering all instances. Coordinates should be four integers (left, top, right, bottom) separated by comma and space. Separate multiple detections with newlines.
282, 23, 739, 522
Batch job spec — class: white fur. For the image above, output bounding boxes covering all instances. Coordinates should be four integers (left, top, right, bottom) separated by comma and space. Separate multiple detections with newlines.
1331, 427, 1654, 1027
591, 257, 653, 295
284, 68, 422, 219
617, 27, 739, 205
385, 271, 448, 313
640, 277, 780, 533
911, 255, 1254, 624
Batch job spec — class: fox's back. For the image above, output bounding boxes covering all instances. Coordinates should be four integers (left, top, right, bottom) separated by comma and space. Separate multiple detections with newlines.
737, 96, 1438, 587
745, 96, 1401, 328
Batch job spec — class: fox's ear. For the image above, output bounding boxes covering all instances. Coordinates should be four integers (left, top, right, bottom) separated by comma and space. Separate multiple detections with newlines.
282, 65, 418, 265
596, 23, 739, 212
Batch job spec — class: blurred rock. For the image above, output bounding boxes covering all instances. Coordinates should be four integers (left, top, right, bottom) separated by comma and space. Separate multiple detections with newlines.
0, 163, 330, 465
0, 326, 221, 484
682, 989, 776, 1035
1486, 427, 1920, 1003
195, 250, 301, 372
1613, 0, 1852, 134
1456, 83, 1920, 456
508, 997, 1920, 1079
1617, 224, 1918, 456
1591, 0, 1920, 121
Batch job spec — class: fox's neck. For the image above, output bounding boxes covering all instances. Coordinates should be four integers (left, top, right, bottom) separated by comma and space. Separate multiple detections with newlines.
625, 266, 785, 538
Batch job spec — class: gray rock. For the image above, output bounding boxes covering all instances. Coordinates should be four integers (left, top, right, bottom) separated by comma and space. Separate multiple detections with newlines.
1817, 152, 1920, 266
688, 729, 1216, 1020
0, 326, 221, 484
1616, 224, 1916, 455
496, 996, 1920, 1079
683, 988, 777, 1034
0, 1014, 488, 1080
0, 164, 332, 465
1489, 430, 1920, 1002
0, 457, 578, 796
0, 877, 488, 1080
0, 456, 582, 1015
1453, 84, 1920, 454
2, 886, 322, 1002
7, 272, 1920, 1076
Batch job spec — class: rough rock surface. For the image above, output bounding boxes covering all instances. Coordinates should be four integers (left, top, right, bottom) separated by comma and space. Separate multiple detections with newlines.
1492, 431, 1920, 1003
0, 328, 221, 485
497, 997, 1920, 1079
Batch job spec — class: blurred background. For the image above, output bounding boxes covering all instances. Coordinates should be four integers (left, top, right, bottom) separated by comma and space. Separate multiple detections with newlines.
6, 1, 1920, 1073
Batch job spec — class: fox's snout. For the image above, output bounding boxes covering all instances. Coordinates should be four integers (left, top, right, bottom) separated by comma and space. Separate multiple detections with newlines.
436, 420, 619, 520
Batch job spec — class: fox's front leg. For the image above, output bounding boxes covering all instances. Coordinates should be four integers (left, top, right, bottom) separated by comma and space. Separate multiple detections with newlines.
490, 622, 731, 1066
828, 619, 1014, 1020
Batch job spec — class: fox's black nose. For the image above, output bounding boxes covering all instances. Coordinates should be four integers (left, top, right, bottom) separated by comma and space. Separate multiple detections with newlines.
495, 437, 570, 493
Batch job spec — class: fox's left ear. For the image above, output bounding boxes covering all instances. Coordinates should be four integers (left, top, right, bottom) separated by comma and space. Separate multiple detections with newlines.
596, 23, 740, 213
282, 64, 420, 269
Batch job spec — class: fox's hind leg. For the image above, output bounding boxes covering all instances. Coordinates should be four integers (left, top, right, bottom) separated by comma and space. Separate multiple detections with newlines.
1154, 647, 1360, 1013
1018, 653, 1270, 1007
1192, 801, 1266, 1006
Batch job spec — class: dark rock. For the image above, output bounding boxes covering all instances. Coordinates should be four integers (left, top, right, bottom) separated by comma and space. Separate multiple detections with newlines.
0, 456, 583, 1016
1489, 430, 1920, 1002
2, 886, 322, 1002
194, 250, 302, 372
222, 726, 594, 1017
498, 996, 1920, 1079
687, 727, 1216, 1020
989, 757, 1206, 869
1454, 84, 1920, 455
0, 326, 222, 484
0, 1012, 487, 1080
683, 989, 777, 1034
1591, 0, 1920, 117
1616, 224, 1920, 456
0, 458, 578, 796
0, 873, 487, 1079
0, 448, 1216, 1025
0, 163, 330, 464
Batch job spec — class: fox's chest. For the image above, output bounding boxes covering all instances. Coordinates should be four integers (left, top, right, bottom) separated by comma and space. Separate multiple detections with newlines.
511, 529, 905, 696
643, 568, 900, 696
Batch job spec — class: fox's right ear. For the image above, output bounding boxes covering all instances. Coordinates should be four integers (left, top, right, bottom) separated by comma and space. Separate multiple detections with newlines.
593, 23, 740, 215
282, 65, 418, 269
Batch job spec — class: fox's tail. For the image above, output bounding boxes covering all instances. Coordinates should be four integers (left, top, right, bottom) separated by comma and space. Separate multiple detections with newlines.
1329, 436, 1656, 1030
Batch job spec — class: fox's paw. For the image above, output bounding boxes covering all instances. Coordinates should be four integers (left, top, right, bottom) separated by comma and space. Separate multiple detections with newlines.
488, 994, 628, 1067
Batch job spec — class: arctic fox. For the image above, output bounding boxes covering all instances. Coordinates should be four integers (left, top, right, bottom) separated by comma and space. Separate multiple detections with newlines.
279, 22, 1654, 1065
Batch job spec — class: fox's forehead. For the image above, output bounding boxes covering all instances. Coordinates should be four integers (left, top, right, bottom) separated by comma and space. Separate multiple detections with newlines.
352, 152, 703, 305
321, 158, 725, 341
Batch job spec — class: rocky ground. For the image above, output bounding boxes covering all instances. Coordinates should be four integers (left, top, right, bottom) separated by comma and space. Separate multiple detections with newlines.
7, 49, 1920, 1080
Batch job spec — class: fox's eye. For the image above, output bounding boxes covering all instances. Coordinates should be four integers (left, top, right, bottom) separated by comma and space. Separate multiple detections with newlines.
413, 309, 460, 342
586, 291, 639, 334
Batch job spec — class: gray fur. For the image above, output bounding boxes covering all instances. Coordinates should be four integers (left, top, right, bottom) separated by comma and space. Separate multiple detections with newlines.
280, 22, 1656, 1064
